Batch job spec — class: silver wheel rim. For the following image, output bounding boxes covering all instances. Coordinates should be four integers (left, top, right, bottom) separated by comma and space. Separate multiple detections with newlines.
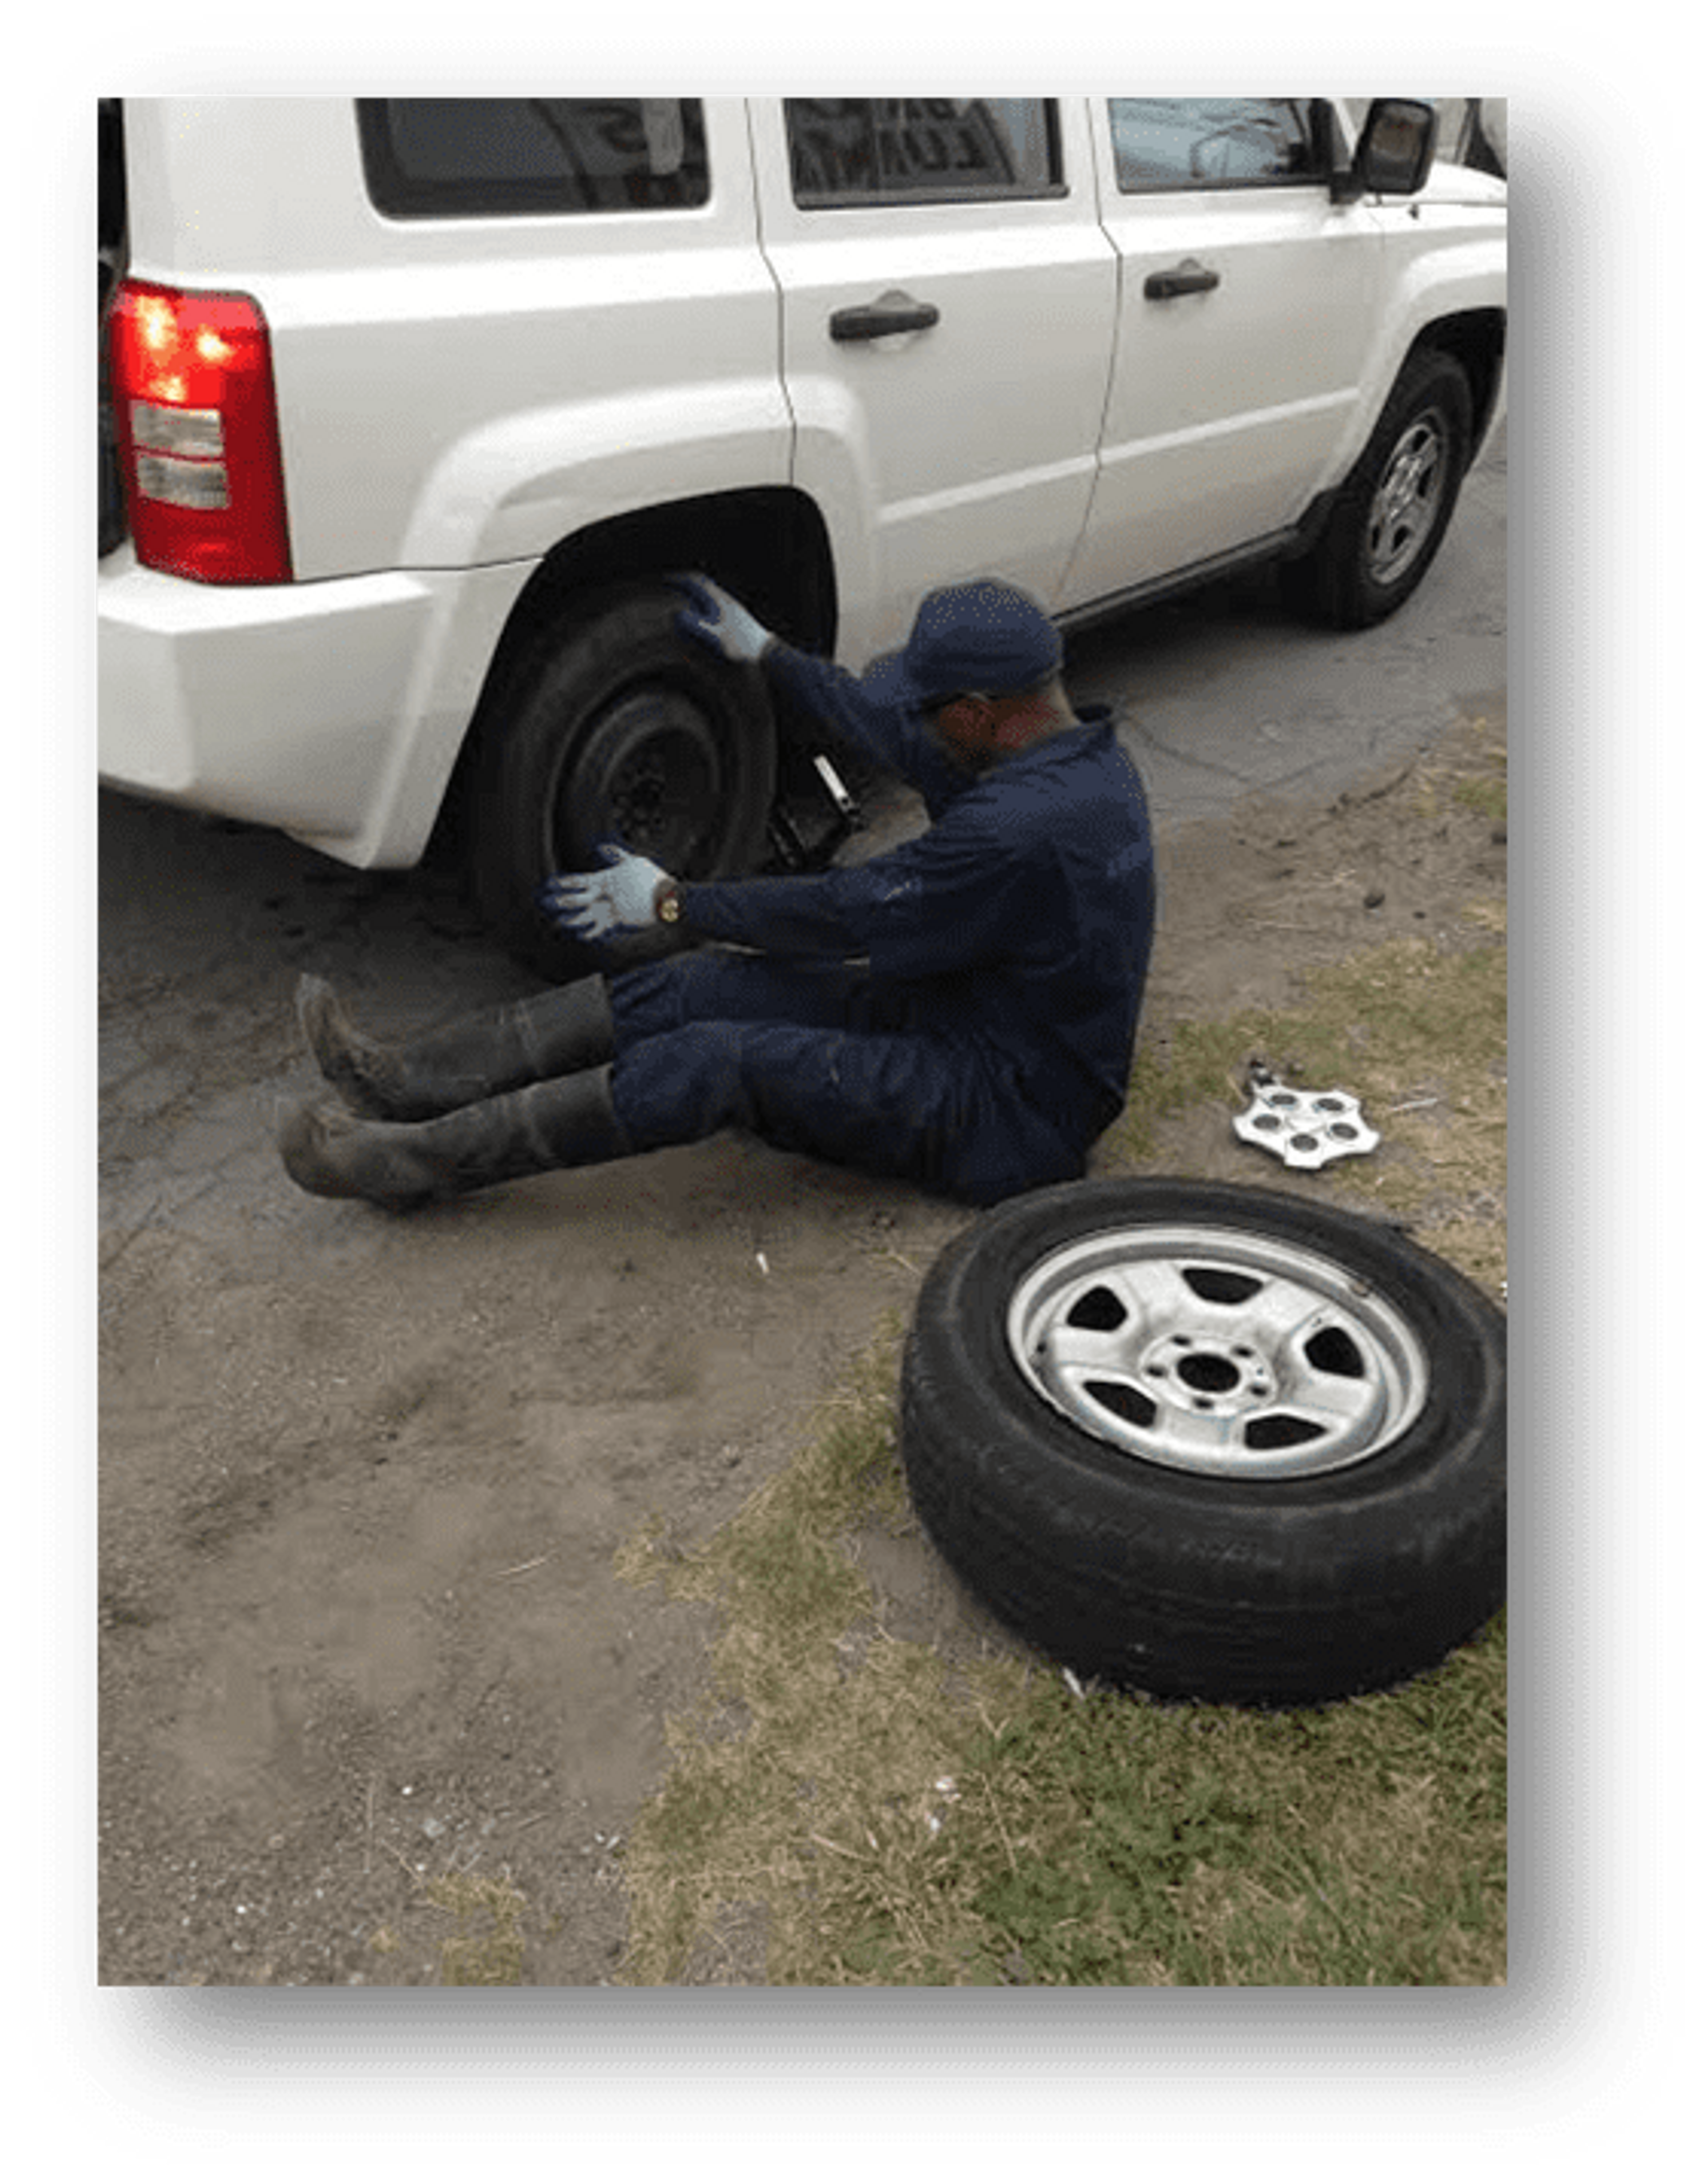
1007, 1224, 1430, 1480
1365, 408, 1450, 586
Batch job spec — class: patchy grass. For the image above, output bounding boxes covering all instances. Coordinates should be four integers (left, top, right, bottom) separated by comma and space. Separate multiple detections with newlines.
1434, 727, 1507, 828
1418, 722, 1505, 818
616, 1315, 1506, 1985
940, 1633, 1504, 1986
1114, 918, 1507, 1295
1452, 774, 1507, 826
421, 1870, 529, 1985
613, 749, 1507, 1986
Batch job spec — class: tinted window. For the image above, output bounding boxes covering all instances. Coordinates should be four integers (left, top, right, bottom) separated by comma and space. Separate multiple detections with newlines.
1108, 99, 1320, 192
358, 99, 709, 217
785, 100, 1062, 206
99, 98, 126, 260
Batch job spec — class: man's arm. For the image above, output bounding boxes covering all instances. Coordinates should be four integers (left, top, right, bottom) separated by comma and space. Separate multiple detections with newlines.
672, 573, 970, 813
678, 810, 1022, 975
542, 808, 1023, 976
760, 644, 971, 815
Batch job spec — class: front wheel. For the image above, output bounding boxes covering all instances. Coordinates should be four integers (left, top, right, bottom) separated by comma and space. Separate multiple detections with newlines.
470, 582, 777, 980
899, 1179, 1506, 1706
1286, 349, 1475, 630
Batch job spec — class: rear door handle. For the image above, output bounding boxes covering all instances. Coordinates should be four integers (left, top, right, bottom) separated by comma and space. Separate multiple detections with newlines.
1143, 259, 1221, 301
829, 290, 942, 342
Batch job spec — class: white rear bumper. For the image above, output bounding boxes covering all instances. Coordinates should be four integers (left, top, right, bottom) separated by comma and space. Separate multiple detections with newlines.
97, 551, 529, 867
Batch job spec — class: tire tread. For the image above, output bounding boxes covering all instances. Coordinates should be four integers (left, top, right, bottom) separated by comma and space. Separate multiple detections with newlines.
899, 1179, 1506, 1704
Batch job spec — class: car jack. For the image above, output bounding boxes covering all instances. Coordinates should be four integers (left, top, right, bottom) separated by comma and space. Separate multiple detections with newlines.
765, 747, 863, 873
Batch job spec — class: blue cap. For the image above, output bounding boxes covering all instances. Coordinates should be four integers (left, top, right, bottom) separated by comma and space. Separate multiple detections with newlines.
859, 579, 1063, 711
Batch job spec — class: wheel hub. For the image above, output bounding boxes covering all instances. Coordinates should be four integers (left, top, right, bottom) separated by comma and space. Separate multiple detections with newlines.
550, 684, 723, 875
1142, 1329, 1273, 1413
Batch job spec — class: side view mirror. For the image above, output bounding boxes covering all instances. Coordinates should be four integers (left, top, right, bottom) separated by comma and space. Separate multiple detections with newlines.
1325, 99, 1440, 204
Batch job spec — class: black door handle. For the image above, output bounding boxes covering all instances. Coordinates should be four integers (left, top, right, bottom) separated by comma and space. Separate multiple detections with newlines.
829, 290, 942, 342
1143, 259, 1221, 301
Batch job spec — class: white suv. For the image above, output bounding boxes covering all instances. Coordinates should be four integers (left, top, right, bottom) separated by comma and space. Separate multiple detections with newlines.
98, 97, 1506, 974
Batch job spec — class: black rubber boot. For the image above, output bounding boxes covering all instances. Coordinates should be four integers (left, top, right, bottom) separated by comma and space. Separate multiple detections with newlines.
278, 1064, 630, 1212
297, 973, 614, 1121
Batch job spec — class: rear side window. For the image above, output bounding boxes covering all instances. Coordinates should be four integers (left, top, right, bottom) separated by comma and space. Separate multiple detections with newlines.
1108, 99, 1320, 192
358, 99, 710, 217
785, 100, 1062, 206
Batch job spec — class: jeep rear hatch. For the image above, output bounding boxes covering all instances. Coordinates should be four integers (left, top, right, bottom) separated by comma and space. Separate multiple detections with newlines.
99, 98, 293, 584
99, 98, 125, 556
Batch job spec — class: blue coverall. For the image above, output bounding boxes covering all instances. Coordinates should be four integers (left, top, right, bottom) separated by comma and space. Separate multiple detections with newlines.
603, 644, 1157, 1206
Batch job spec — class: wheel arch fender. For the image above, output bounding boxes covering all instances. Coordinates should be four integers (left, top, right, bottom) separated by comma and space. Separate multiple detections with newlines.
429, 485, 838, 861
1322, 265, 1507, 498
396, 380, 794, 569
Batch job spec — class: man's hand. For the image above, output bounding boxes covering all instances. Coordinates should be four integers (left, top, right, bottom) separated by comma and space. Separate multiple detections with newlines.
538, 844, 674, 942
672, 573, 773, 665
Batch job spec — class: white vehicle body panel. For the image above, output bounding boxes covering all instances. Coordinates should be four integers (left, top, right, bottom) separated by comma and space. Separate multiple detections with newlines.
126, 101, 788, 582
747, 99, 1116, 667
1063, 145, 1386, 605
98, 97, 1507, 871
99, 547, 531, 860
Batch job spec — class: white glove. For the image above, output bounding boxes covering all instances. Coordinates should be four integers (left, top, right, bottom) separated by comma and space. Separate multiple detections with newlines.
673, 572, 773, 665
538, 843, 672, 941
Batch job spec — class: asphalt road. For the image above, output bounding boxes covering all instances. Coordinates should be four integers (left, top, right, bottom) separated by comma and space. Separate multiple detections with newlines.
97, 420, 1504, 1255
1069, 418, 1506, 823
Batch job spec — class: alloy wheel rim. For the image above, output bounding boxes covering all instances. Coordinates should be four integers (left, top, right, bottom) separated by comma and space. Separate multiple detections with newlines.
1365, 409, 1450, 586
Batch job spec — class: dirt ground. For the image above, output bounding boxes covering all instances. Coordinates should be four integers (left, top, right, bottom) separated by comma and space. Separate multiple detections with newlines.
96, 703, 1506, 1988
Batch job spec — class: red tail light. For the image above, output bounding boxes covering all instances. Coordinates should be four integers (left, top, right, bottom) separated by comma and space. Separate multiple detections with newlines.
109, 280, 292, 584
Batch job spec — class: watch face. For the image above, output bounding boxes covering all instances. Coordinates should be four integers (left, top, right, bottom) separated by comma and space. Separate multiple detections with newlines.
659, 890, 681, 923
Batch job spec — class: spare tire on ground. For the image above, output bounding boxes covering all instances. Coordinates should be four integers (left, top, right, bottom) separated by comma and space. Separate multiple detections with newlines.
899, 1178, 1505, 1707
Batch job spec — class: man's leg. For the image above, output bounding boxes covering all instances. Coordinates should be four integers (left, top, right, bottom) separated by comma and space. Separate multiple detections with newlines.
279, 1062, 630, 1212
297, 953, 865, 1123
612, 960, 1084, 1200
279, 1002, 962, 1213
612, 1015, 966, 1191
279, 956, 1075, 1212
297, 973, 614, 1120
608, 952, 892, 1045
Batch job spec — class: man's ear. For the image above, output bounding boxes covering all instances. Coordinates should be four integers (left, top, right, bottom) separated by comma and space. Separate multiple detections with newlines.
931, 693, 977, 742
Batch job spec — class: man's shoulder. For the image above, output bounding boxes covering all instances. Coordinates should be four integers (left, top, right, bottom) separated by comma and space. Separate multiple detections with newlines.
987, 714, 1142, 810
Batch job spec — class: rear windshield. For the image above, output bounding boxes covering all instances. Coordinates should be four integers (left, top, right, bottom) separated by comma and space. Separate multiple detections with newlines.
357, 99, 710, 218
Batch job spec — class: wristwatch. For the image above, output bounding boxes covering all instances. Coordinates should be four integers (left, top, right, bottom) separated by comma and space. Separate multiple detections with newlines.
655, 880, 684, 926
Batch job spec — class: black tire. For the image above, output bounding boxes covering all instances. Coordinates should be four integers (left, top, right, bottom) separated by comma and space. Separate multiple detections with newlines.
1286, 348, 1475, 630
471, 582, 777, 980
899, 1179, 1506, 1707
